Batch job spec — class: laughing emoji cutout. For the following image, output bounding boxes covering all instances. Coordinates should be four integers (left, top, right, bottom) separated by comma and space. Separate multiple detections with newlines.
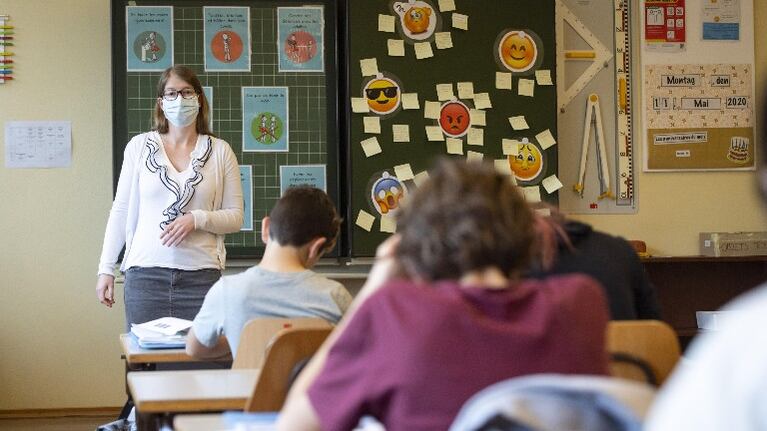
439, 100, 471, 138
498, 30, 539, 73
508, 138, 543, 182
364, 75, 401, 115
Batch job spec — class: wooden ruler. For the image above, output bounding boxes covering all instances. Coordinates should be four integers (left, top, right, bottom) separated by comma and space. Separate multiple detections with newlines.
614, 0, 634, 207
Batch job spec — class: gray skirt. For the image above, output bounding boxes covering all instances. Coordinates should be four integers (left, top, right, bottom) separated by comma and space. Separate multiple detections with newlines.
124, 266, 221, 329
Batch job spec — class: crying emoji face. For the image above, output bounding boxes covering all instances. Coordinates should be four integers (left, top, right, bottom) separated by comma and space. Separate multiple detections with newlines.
403, 6, 432, 34
509, 142, 543, 182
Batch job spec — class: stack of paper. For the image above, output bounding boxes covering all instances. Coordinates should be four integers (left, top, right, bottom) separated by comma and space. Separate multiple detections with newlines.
130, 316, 193, 349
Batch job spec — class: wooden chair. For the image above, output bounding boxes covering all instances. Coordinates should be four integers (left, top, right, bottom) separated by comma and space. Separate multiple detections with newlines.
244, 326, 332, 412
606, 320, 681, 386
232, 317, 332, 369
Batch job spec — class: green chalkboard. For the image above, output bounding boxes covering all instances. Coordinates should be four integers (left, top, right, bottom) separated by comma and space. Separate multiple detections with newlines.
346, 0, 557, 256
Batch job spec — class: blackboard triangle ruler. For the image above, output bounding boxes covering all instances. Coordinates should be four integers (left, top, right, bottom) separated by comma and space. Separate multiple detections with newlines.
614, 0, 635, 208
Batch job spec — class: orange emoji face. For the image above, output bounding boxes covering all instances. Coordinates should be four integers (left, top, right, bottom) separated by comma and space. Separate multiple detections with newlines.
403, 6, 432, 34
499, 30, 538, 73
509, 141, 543, 181
364, 77, 400, 115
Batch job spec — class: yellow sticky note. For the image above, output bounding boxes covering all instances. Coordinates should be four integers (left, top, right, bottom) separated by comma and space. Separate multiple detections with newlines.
523, 186, 541, 203
363, 117, 381, 134
351, 97, 370, 113
542, 175, 564, 194
467, 128, 484, 146
466, 150, 484, 162
452, 13, 469, 30
380, 216, 397, 233
424, 101, 441, 119
378, 14, 396, 33
360, 137, 382, 157
360, 58, 378, 77
438, 0, 456, 12
535, 69, 553, 86
509, 116, 529, 130
435, 32, 453, 49
535, 129, 557, 150
414, 42, 434, 59
469, 109, 486, 126
502, 139, 521, 155
401, 93, 420, 110
446, 137, 463, 154
496, 72, 512, 90
494, 159, 512, 175
392, 124, 410, 142
436, 83, 454, 101
426, 126, 444, 141
356, 210, 375, 231
535, 208, 552, 217
473, 92, 492, 109
394, 163, 415, 180
518, 78, 535, 97
387, 39, 405, 57
414, 170, 430, 186
457, 82, 474, 99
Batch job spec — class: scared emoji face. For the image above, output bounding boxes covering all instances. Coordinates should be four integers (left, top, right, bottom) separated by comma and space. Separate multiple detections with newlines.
509, 142, 543, 182
403, 6, 432, 34
364, 77, 400, 115
499, 30, 538, 73
371, 172, 407, 215
439, 101, 471, 137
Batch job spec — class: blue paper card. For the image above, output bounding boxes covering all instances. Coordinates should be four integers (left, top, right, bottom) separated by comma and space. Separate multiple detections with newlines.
242, 87, 289, 152
280, 165, 327, 196
204, 7, 251, 72
126, 6, 173, 72
277, 7, 325, 72
240, 165, 254, 231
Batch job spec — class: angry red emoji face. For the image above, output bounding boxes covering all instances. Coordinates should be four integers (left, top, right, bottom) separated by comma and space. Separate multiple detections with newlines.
439, 101, 471, 137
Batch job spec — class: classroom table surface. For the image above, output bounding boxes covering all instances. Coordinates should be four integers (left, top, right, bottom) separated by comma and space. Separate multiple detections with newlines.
120, 333, 232, 365
127, 369, 258, 413
174, 413, 278, 431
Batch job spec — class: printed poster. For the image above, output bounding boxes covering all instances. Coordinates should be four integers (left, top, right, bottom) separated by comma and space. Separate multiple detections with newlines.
126, 6, 173, 72
644, 0, 686, 52
280, 165, 327, 195
202, 86, 213, 130
277, 7, 324, 72
240, 165, 253, 231
702, 0, 740, 41
242, 87, 289, 152
644, 64, 754, 171
204, 7, 251, 72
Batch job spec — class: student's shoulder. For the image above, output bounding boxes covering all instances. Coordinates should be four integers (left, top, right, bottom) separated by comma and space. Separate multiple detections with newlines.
531, 273, 604, 300
303, 271, 347, 292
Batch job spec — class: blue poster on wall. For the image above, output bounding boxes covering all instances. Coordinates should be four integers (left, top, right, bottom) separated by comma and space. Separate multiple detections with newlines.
240, 165, 253, 231
202, 86, 213, 130
280, 165, 327, 196
203, 7, 251, 72
126, 6, 173, 72
277, 7, 325, 72
242, 87, 289, 152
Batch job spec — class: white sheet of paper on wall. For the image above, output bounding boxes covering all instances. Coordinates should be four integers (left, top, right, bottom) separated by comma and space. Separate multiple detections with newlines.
387, 39, 405, 57
378, 14, 396, 33
356, 210, 375, 231
426, 126, 445, 141
401, 93, 420, 110
522, 186, 542, 203
360, 58, 379, 77
360, 137, 382, 157
351, 97, 370, 113
496, 72, 512, 90
535, 70, 553, 86
509, 116, 529, 130
469, 109, 486, 126
414, 42, 434, 59
473, 92, 492, 109
502, 138, 521, 155
437, 83, 455, 101
466, 150, 484, 162
446, 138, 463, 154
494, 159, 513, 176
392, 124, 410, 142
518, 78, 535, 97
438, 0, 456, 12
457, 82, 474, 99
414, 170, 430, 186
435, 32, 453, 49
394, 163, 415, 181
424, 101, 441, 119
542, 175, 564, 194
380, 216, 397, 233
535, 129, 557, 149
452, 13, 468, 30
467, 128, 484, 146
363, 116, 381, 134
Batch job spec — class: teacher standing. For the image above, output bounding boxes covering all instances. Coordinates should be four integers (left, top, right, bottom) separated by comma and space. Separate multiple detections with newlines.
96, 65, 244, 328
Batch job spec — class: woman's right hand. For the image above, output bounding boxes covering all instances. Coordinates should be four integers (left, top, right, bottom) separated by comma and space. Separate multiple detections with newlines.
96, 274, 116, 308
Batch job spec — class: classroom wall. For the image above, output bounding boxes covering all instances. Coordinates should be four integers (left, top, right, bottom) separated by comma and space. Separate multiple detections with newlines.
0, 0, 765, 410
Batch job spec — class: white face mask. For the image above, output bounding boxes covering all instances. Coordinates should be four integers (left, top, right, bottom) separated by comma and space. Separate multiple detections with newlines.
161, 96, 200, 127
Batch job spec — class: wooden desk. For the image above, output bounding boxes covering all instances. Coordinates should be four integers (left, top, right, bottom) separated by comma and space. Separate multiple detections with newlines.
120, 334, 197, 365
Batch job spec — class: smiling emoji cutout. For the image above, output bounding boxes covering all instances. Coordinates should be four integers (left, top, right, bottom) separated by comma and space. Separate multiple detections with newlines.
508, 138, 543, 182
393, 1, 438, 41
498, 30, 539, 73
364, 75, 401, 115
439, 100, 471, 138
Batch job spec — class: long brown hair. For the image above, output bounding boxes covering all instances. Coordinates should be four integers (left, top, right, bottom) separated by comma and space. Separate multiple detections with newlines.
152, 65, 215, 136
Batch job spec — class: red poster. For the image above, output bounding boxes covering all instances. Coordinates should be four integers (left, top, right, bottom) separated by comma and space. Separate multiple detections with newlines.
645, 0, 686, 48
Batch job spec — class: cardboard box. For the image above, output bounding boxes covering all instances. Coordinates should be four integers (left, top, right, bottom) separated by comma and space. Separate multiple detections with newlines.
700, 232, 767, 257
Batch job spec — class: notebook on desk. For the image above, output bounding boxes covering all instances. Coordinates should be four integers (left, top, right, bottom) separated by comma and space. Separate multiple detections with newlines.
130, 317, 192, 349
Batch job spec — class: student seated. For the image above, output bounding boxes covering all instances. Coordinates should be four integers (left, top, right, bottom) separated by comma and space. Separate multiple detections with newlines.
186, 186, 352, 359
277, 160, 611, 431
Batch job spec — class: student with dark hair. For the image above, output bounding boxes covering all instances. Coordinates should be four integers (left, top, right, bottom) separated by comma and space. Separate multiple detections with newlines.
186, 186, 351, 359
277, 160, 611, 431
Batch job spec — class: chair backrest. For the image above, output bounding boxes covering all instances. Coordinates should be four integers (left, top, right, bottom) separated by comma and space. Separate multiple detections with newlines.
606, 320, 681, 386
232, 317, 332, 369
244, 326, 332, 412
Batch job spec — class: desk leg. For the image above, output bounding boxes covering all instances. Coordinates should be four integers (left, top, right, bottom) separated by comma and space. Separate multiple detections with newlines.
120, 360, 155, 420
136, 411, 159, 431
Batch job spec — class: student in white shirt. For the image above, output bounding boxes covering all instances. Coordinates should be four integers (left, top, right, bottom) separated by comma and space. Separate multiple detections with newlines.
96, 65, 243, 328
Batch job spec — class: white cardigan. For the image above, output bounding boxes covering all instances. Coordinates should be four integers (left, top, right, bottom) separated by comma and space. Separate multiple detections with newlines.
98, 132, 244, 276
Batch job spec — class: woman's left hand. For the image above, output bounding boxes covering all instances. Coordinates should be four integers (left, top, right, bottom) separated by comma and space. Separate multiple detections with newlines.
160, 213, 196, 246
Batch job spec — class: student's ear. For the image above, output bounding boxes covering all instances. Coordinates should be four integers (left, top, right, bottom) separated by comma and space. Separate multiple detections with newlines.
261, 217, 271, 244
306, 237, 328, 263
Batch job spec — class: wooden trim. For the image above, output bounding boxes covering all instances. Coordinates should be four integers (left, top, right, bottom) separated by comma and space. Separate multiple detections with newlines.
0, 407, 122, 419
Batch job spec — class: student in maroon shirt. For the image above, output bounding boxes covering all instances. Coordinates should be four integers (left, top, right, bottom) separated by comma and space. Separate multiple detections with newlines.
278, 159, 610, 431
